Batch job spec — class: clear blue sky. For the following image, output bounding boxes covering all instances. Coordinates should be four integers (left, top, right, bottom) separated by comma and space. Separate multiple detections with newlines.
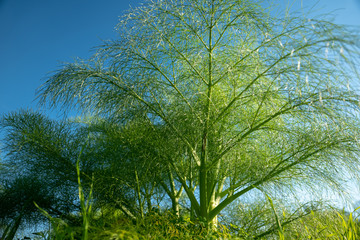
0, 0, 139, 117
0, 0, 359, 118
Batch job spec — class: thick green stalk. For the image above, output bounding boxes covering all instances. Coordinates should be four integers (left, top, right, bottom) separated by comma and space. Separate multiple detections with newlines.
199, 0, 215, 223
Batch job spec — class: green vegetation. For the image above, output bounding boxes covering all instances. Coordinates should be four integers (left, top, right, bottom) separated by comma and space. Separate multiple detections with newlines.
1, 0, 360, 238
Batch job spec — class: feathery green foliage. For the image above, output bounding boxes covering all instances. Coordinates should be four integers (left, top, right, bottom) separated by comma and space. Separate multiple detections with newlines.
38, 0, 360, 225
1, 0, 360, 238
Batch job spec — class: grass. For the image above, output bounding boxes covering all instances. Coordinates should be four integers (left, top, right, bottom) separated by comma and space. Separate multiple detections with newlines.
7, 164, 360, 239
26, 201, 360, 239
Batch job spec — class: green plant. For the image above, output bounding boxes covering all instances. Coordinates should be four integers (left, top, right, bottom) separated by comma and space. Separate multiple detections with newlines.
265, 194, 285, 240
76, 143, 94, 240
38, 0, 360, 227
33, 146, 94, 240
34, 202, 76, 240
0, 214, 22, 240
1, 0, 360, 236
335, 207, 360, 240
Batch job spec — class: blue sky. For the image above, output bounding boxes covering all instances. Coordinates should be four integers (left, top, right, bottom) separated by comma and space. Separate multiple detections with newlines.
0, 0, 139, 117
0, 0, 359, 118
